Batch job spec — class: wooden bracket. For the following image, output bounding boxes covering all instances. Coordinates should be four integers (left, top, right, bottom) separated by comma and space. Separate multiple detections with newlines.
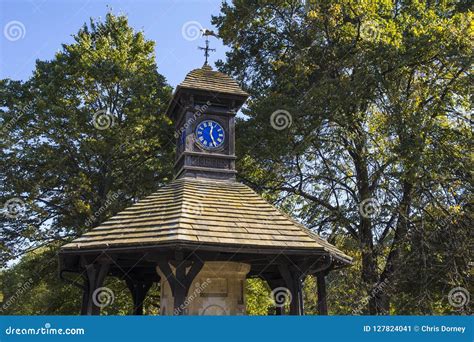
126, 279, 153, 315
157, 259, 204, 315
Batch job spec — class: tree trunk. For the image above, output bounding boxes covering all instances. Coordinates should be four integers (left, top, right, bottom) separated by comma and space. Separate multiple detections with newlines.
360, 217, 379, 314
352, 138, 379, 315
379, 180, 414, 313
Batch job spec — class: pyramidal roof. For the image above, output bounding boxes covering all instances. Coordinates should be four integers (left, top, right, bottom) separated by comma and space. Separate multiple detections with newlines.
165, 65, 249, 120
61, 177, 351, 264
178, 65, 249, 97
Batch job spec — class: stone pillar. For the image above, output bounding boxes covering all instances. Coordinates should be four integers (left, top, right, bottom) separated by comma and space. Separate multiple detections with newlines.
157, 261, 250, 315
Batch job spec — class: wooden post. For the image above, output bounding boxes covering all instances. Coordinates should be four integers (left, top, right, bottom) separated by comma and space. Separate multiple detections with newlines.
126, 280, 153, 315
291, 272, 304, 316
80, 276, 90, 315
275, 305, 284, 315
265, 278, 286, 315
82, 262, 110, 315
298, 276, 305, 316
173, 262, 187, 315
277, 264, 303, 316
317, 272, 328, 315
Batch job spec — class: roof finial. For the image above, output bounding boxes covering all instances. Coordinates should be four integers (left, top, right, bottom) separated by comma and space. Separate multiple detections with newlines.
198, 29, 217, 66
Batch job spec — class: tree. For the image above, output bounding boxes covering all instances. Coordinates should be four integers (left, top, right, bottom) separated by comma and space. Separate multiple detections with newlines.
213, 0, 472, 314
0, 12, 174, 314
1, 12, 174, 267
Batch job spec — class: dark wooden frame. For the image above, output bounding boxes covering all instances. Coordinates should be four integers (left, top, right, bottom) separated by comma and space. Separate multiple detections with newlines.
60, 246, 339, 316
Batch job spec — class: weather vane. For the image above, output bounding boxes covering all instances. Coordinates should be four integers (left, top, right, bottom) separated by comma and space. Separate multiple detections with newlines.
198, 29, 217, 66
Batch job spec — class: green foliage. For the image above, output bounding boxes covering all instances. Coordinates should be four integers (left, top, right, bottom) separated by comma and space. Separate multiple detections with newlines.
245, 278, 272, 315
0, 247, 81, 314
214, 0, 472, 314
1, 12, 174, 266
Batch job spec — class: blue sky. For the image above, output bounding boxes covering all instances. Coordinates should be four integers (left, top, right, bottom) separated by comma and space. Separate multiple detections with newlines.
0, 0, 229, 87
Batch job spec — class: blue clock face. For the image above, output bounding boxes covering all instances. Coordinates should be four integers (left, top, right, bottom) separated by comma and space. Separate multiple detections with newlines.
195, 120, 225, 150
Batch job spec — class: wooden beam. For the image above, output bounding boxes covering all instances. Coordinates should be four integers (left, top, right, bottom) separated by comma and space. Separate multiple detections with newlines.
60, 242, 348, 261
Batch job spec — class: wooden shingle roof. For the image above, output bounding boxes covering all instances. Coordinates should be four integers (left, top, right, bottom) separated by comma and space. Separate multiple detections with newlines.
61, 178, 351, 264
164, 65, 249, 119
178, 65, 249, 97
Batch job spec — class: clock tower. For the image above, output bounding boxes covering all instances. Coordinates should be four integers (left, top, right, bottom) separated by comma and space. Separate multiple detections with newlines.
59, 36, 352, 318
165, 64, 248, 180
